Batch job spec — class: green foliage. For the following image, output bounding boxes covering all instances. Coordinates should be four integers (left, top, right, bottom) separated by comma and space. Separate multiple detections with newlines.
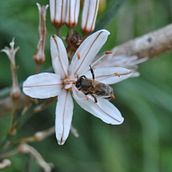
0, 0, 172, 172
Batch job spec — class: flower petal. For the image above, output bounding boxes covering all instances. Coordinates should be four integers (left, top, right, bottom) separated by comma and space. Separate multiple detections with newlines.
69, 29, 110, 76
23, 73, 62, 99
72, 87, 124, 125
50, 35, 69, 77
55, 90, 74, 145
83, 67, 133, 84
92, 54, 148, 70
81, 0, 99, 32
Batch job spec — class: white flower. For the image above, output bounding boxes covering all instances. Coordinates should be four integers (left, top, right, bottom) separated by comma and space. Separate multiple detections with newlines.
49, 0, 80, 27
81, 0, 99, 32
23, 30, 134, 145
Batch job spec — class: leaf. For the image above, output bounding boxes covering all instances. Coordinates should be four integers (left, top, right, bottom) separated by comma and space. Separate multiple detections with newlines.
96, 0, 127, 30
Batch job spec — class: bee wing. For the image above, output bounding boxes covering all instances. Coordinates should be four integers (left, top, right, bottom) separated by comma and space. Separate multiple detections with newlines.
72, 87, 124, 125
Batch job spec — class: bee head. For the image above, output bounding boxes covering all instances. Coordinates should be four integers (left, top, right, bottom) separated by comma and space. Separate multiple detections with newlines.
75, 75, 86, 89
75, 75, 92, 90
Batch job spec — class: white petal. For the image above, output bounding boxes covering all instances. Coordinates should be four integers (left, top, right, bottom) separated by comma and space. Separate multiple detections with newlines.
72, 87, 124, 125
65, 0, 80, 26
81, 0, 99, 32
23, 73, 62, 99
55, 90, 74, 145
83, 67, 133, 84
50, 35, 69, 77
93, 54, 148, 69
69, 29, 110, 76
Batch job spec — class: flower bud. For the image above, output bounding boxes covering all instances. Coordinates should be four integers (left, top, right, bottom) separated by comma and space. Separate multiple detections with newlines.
65, 0, 80, 27
49, 0, 80, 28
81, 0, 99, 33
33, 3, 48, 65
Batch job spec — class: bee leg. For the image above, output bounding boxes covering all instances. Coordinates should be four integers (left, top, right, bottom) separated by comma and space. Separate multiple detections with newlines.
89, 65, 95, 80
84, 92, 90, 101
91, 94, 97, 103
85, 92, 97, 103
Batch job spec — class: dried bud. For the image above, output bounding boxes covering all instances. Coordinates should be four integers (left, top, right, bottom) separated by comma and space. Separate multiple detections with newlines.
66, 31, 82, 50
1, 38, 19, 67
0, 159, 11, 169
1, 39, 21, 99
33, 3, 48, 65
49, 0, 80, 28
82, 0, 99, 33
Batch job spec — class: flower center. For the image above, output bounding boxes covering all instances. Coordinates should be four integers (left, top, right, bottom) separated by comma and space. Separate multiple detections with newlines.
63, 76, 76, 91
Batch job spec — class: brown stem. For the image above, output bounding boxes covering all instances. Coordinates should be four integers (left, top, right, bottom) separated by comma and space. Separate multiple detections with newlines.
0, 94, 31, 117
10, 64, 21, 99
112, 23, 172, 58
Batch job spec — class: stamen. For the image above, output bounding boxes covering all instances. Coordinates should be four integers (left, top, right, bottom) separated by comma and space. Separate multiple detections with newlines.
114, 71, 132, 77
105, 50, 112, 55
77, 52, 81, 59
114, 73, 121, 77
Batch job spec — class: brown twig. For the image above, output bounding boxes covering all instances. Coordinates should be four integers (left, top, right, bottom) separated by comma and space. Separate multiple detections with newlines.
0, 144, 53, 172
0, 93, 31, 116
19, 127, 55, 143
112, 23, 172, 58
18, 144, 53, 172
0, 159, 11, 169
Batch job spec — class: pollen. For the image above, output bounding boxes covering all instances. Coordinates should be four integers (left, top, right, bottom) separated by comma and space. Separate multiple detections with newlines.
114, 73, 121, 77
63, 76, 76, 91
105, 50, 112, 55
77, 52, 81, 60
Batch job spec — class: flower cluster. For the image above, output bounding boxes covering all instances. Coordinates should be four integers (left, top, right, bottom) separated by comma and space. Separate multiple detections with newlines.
49, 0, 99, 32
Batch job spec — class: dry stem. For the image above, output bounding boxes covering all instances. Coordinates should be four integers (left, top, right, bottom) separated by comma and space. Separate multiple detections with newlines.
112, 23, 172, 58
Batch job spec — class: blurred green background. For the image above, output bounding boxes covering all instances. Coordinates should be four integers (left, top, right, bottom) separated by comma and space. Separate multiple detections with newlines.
0, 0, 172, 172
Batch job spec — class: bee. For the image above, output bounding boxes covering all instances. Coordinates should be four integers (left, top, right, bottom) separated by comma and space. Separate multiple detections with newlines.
75, 66, 115, 103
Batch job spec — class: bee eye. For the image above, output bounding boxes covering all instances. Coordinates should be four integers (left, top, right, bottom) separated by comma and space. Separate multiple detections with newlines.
76, 78, 82, 88
76, 81, 80, 88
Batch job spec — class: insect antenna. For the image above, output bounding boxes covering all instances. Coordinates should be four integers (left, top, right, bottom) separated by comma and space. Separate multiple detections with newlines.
89, 65, 95, 80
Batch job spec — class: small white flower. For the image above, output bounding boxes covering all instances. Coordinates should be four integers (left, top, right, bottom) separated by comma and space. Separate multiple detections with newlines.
49, 0, 80, 27
81, 0, 99, 32
23, 30, 134, 145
